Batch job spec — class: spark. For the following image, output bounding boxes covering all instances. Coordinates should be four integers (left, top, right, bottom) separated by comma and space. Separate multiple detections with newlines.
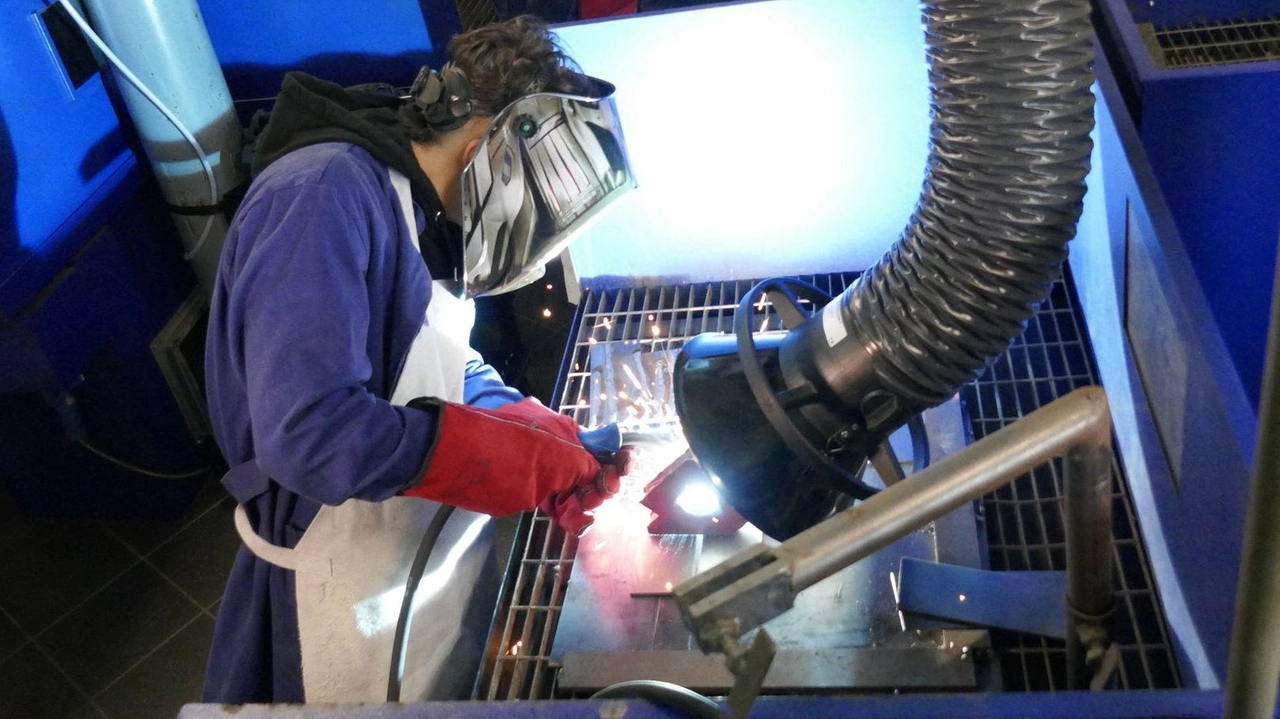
509, 640, 523, 655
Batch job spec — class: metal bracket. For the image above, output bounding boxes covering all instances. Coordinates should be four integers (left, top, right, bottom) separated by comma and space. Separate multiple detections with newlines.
718, 624, 776, 719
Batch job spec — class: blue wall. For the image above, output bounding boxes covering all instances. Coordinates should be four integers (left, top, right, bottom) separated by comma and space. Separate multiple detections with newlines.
195, 0, 459, 101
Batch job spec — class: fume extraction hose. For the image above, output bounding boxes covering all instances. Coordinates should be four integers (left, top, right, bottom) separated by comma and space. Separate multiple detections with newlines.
783, 0, 1096, 438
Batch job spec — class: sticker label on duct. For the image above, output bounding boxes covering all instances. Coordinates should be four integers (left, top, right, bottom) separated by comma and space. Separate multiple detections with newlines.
822, 301, 847, 348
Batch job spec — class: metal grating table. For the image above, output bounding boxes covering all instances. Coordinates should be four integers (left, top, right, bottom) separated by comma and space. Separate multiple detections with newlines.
1145, 15, 1280, 68
477, 269, 1181, 699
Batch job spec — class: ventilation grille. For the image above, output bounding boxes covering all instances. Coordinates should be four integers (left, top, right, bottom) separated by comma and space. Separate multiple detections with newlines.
1146, 16, 1280, 68
478, 268, 1181, 698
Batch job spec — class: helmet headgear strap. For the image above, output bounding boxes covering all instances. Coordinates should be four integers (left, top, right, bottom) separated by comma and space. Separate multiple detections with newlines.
408, 63, 475, 133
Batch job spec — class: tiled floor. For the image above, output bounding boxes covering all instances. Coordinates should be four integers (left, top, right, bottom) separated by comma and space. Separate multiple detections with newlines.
0, 475, 238, 719
1, 474, 523, 719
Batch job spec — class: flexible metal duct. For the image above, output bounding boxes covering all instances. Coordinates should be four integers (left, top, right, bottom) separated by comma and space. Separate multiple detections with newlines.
675, 0, 1096, 539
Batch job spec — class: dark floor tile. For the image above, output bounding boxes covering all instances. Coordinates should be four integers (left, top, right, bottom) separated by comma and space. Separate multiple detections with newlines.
0, 522, 136, 634
96, 615, 213, 719
0, 644, 87, 718
148, 502, 240, 608
98, 517, 185, 557
100, 479, 230, 556
65, 703, 108, 719
0, 486, 43, 571
40, 563, 202, 696
0, 609, 27, 661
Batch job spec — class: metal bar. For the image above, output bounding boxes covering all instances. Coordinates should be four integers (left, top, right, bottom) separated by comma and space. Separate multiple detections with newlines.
1064, 437, 1115, 688
1223, 249, 1280, 719
677, 387, 1114, 690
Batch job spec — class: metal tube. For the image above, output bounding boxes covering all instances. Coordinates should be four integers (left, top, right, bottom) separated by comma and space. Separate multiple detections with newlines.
784, 387, 1111, 592
680, 387, 1114, 691
1223, 250, 1280, 719
1064, 441, 1115, 689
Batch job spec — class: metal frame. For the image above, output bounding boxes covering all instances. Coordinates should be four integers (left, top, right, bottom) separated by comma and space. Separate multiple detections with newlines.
674, 387, 1116, 692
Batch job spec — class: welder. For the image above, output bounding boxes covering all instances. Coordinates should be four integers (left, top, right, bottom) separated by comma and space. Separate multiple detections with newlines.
202, 16, 635, 704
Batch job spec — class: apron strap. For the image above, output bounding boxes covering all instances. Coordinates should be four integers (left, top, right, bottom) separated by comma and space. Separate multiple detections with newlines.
222, 461, 303, 571
233, 503, 303, 571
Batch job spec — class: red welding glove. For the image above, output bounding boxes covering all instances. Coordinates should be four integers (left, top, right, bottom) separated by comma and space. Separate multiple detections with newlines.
402, 398, 603, 517
540, 445, 635, 536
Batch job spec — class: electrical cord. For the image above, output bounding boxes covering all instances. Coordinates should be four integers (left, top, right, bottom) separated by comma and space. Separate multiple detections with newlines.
55, 0, 220, 261
387, 505, 456, 701
591, 680, 728, 719
78, 440, 210, 480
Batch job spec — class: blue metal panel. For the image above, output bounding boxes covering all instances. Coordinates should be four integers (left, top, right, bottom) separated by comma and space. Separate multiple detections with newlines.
0, 0, 135, 311
176, 691, 1263, 719
1139, 67, 1280, 410
1127, 0, 1280, 27
897, 558, 1068, 640
194, 0, 458, 100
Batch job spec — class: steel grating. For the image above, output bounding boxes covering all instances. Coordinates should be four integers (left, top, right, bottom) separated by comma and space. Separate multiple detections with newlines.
1148, 15, 1280, 68
478, 268, 1180, 698
964, 273, 1181, 691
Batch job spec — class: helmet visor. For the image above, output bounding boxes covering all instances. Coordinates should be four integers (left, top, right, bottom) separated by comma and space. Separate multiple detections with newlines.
460, 75, 635, 298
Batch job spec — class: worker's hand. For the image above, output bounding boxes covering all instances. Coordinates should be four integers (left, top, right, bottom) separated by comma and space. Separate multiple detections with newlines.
540, 444, 634, 536
401, 398, 603, 517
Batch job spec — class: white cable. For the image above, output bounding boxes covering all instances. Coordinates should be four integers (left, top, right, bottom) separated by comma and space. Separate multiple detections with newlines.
79, 440, 210, 480
57, 0, 219, 261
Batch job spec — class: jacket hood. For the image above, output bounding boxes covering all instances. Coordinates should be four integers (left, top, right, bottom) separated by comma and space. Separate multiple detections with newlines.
253, 72, 461, 278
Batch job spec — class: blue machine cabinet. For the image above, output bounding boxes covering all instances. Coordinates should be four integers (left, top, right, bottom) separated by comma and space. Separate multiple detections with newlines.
1, 1, 208, 519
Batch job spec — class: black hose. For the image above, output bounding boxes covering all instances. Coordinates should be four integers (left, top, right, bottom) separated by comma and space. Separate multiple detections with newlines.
591, 680, 728, 719
782, 0, 1095, 437
387, 505, 455, 702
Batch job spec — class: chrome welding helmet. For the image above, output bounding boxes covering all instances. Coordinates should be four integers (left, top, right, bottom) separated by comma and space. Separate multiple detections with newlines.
458, 74, 635, 297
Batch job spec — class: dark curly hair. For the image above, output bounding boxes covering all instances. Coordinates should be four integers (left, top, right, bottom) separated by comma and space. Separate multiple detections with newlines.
399, 16, 583, 144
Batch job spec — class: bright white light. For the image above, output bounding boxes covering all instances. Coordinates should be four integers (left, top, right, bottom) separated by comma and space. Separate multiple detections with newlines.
675, 482, 722, 518
558, 0, 930, 284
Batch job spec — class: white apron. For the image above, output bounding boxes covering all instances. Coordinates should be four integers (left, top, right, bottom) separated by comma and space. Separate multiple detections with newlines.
231, 169, 498, 702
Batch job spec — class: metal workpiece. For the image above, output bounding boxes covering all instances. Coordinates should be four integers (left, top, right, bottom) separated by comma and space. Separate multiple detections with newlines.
674, 387, 1115, 690
1223, 252, 1280, 719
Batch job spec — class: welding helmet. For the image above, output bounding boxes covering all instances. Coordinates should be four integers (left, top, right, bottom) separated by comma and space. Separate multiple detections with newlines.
458, 74, 635, 297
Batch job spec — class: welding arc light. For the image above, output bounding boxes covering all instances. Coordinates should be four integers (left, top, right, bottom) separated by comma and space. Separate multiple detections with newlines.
675, 482, 722, 518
